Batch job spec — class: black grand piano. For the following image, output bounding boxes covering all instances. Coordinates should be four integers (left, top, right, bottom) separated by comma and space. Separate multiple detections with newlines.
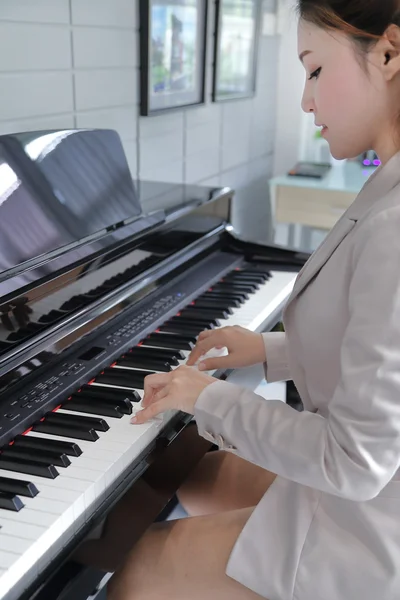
0, 129, 307, 600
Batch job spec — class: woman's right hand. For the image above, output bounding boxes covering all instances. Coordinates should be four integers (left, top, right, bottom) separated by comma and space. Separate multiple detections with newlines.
186, 325, 266, 371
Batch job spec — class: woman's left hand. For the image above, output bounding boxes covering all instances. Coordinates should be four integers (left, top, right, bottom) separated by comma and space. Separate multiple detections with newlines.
131, 365, 217, 424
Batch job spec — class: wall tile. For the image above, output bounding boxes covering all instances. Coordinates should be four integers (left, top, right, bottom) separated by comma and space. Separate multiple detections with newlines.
185, 104, 220, 128
140, 159, 184, 184
0, 113, 75, 135
71, 0, 137, 28
0, 73, 73, 120
0, 23, 71, 71
73, 28, 136, 69
140, 132, 184, 171
186, 120, 220, 156
0, 1, 70, 23
76, 106, 137, 140
74, 69, 137, 110
139, 112, 184, 139
185, 147, 220, 183
222, 137, 250, 172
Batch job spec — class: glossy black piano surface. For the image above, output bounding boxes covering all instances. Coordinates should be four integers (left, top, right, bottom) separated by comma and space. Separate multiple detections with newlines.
0, 129, 308, 600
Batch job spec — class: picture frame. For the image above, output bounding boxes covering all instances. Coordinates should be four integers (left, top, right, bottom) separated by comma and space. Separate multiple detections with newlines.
212, 0, 261, 103
140, 0, 208, 116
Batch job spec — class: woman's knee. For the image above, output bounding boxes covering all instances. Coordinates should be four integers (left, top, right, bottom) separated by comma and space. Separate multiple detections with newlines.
177, 451, 276, 517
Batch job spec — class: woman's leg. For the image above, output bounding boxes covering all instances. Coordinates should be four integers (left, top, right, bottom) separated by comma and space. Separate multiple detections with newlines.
177, 450, 277, 516
108, 506, 267, 600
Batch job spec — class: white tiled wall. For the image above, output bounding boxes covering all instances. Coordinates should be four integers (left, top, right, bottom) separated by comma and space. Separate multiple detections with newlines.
0, 0, 279, 236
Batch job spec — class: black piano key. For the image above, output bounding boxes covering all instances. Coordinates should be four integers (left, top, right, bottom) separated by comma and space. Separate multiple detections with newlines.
214, 282, 258, 293
45, 412, 109, 432
79, 385, 139, 407
148, 332, 197, 343
33, 421, 99, 442
225, 273, 266, 284
239, 268, 271, 278
13, 435, 82, 457
179, 307, 230, 320
128, 346, 184, 362
158, 323, 204, 337
64, 397, 124, 418
205, 288, 249, 301
199, 293, 243, 306
0, 455, 59, 479
95, 368, 154, 390
166, 318, 215, 329
0, 491, 24, 512
169, 315, 221, 327
0, 476, 39, 498
202, 291, 246, 303
2, 447, 71, 468
116, 356, 172, 372
192, 299, 235, 312
142, 333, 195, 350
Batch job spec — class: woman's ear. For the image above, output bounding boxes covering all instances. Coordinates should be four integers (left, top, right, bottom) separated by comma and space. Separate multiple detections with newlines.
380, 24, 400, 80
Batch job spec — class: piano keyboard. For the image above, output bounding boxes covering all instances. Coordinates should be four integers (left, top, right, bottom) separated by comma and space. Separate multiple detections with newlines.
0, 267, 297, 600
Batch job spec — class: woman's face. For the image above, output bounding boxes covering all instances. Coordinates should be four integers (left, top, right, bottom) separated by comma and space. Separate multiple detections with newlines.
298, 20, 395, 163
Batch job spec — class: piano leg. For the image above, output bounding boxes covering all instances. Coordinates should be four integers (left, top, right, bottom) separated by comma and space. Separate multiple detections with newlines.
72, 423, 212, 573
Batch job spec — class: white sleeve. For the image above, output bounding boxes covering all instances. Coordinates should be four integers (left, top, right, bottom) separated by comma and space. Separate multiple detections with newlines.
195, 209, 400, 502
261, 331, 290, 382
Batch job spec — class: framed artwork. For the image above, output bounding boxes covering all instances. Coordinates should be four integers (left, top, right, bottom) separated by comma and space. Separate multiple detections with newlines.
140, 0, 208, 116
212, 0, 261, 102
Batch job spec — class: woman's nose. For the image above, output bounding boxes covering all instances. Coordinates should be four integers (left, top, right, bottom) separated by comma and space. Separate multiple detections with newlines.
301, 84, 316, 114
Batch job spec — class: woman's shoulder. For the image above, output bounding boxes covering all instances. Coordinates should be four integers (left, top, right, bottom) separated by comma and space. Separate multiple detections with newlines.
350, 188, 400, 268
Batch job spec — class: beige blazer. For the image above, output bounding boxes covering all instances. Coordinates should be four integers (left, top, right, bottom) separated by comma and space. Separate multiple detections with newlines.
195, 152, 400, 600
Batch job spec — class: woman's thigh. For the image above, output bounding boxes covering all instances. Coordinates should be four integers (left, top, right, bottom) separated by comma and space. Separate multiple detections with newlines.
177, 450, 277, 516
108, 506, 267, 600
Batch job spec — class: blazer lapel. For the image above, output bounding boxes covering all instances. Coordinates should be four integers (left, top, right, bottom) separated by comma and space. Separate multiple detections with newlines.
285, 216, 357, 308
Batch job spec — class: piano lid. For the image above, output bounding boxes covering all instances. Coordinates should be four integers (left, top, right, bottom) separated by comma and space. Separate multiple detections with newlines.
0, 129, 142, 278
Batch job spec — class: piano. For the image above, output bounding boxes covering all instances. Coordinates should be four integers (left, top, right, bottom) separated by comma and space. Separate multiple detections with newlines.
0, 129, 308, 600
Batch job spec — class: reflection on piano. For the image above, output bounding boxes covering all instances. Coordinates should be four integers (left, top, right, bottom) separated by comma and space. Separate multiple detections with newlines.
0, 129, 308, 600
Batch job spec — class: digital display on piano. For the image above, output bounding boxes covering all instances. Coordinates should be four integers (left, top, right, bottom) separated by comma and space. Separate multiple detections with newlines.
78, 346, 106, 361
0, 129, 141, 277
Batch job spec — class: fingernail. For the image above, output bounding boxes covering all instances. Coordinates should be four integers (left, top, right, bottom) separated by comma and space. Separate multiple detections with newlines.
130, 416, 137, 424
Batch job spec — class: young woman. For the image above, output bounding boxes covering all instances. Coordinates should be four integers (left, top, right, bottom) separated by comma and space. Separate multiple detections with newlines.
108, 1, 400, 598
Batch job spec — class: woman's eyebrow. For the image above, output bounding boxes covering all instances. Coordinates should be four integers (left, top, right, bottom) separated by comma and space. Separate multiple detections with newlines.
299, 50, 313, 63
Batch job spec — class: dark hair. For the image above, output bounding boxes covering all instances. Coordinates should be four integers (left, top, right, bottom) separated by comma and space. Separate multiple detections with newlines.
296, 0, 400, 51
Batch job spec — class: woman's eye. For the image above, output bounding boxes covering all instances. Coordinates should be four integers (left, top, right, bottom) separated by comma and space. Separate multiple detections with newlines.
308, 67, 321, 80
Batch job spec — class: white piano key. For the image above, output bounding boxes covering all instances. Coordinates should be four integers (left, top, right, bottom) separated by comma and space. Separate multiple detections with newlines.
0, 467, 89, 494
26, 430, 131, 454
0, 520, 47, 541
0, 519, 66, 599
22, 496, 71, 516
0, 551, 21, 570
0, 535, 32, 555
29, 484, 82, 504
0, 508, 57, 528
